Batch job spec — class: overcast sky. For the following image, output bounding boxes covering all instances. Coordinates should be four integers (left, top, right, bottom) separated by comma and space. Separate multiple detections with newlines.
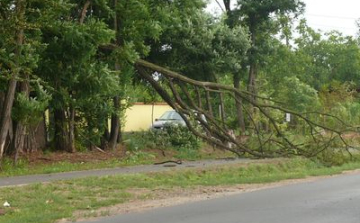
207, 0, 360, 37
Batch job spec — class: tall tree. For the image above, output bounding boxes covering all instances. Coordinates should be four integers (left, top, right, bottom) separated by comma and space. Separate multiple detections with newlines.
0, 0, 26, 160
295, 21, 360, 89
147, 4, 250, 130
224, 0, 304, 102
104, 0, 164, 149
37, 0, 115, 151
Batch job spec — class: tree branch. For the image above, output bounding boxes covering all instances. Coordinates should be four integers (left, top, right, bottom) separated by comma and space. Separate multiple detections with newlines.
79, 0, 91, 24
135, 59, 357, 160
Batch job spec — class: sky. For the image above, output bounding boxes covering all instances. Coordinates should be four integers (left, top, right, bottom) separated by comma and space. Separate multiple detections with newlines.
206, 0, 360, 37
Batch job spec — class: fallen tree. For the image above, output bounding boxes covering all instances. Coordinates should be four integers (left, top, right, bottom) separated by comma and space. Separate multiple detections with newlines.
136, 59, 358, 161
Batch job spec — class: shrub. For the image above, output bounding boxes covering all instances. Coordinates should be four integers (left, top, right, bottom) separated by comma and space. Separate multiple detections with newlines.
123, 125, 201, 152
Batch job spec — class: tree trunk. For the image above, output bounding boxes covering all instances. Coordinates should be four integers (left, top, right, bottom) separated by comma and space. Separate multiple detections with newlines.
0, 0, 25, 161
108, 96, 120, 150
13, 123, 26, 164
0, 92, 4, 115
223, 2, 246, 133
233, 72, 246, 133
108, 0, 121, 150
100, 127, 109, 150
248, 63, 257, 100
13, 73, 30, 163
54, 108, 69, 151
247, 24, 258, 104
219, 92, 226, 128
205, 91, 214, 116
0, 80, 17, 160
33, 116, 47, 150
79, 0, 91, 24
68, 105, 76, 152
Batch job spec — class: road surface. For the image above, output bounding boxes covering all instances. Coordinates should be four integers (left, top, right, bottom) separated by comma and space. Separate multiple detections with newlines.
81, 171, 360, 223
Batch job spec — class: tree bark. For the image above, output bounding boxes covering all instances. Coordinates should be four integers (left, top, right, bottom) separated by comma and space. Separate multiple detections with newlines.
13, 123, 26, 164
79, 0, 91, 24
247, 22, 258, 104
100, 127, 109, 150
108, 96, 120, 150
223, 0, 231, 12
54, 108, 69, 151
219, 92, 226, 128
0, 92, 4, 115
108, 0, 121, 150
0, 0, 25, 161
13, 76, 30, 163
68, 105, 76, 152
233, 72, 246, 133
0, 79, 17, 160
223, 0, 246, 132
136, 59, 346, 158
34, 116, 47, 150
205, 91, 214, 116
248, 63, 257, 101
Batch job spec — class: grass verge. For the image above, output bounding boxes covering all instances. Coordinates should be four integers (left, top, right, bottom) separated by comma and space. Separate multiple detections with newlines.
1, 158, 360, 223
0, 157, 133, 177
0, 147, 234, 177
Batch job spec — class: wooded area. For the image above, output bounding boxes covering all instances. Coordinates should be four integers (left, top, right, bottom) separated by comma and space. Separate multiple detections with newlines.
1, 0, 360, 165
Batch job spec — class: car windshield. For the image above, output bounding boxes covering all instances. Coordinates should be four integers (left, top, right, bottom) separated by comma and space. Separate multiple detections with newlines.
158, 111, 183, 120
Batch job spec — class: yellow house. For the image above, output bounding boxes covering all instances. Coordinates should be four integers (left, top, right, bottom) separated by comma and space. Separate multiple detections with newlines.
123, 103, 172, 132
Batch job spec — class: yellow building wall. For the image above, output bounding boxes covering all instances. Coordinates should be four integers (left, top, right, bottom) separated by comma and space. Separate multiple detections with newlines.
123, 103, 172, 132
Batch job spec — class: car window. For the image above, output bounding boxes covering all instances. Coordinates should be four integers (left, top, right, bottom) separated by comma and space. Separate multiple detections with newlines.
159, 111, 183, 120
170, 112, 182, 120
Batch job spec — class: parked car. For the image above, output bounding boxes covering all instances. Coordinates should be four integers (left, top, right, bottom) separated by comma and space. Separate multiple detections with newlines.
150, 110, 186, 130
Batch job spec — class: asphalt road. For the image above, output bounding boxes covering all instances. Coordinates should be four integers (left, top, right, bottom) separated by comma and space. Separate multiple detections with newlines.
0, 158, 250, 187
81, 171, 360, 223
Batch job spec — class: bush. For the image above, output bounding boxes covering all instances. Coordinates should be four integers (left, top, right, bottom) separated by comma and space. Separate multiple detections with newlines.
161, 124, 200, 149
314, 148, 350, 166
123, 125, 201, 152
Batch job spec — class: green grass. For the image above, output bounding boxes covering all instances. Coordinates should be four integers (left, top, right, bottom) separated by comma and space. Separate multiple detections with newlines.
0, 130, 234, 177
0, 159, 119, 177
0, 147, 233, 177
0, 155, 157, 177
1, 158, 360, 223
